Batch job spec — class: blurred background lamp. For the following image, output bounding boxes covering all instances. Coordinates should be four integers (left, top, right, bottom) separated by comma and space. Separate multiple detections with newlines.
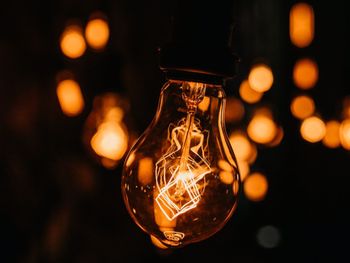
300, 116, 326, 143
290, 95, 315, 119
85, 18, 110, 50
60, 25, 86, 59
248, 64, 274, 93
56, 79, 84, 117
293, 58, 318, 89
290, 3, 314, 48
244, 172, 268, 202
322, 121, 341, 148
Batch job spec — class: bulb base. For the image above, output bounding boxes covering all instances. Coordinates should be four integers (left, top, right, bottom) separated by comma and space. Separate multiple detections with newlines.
159, 45, 239, 85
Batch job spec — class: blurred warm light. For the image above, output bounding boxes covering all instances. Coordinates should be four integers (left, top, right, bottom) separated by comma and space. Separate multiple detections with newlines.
290, 95, 315, 119
290, 3, 314, 48
219, 171, 234, 185
293, 58, 318, 89
244, 172, 268, 201
239, 80, 263, 104
85, 18, 109, 50
90, 122, 128, 160
198, 96, 210, 112
101, 158, 118, 169
257, 225, 281, 249
267, 126, 284, 147
229, 131, 252, 161
60, 25, 86, 59
342, 97, 350, 119
154, 191, 176, 229
340, 119, 350, 150
322, 121, 341, 148
56, 79, 84, 116
247, 114, 277, 144
150, 235, 168, 249
218, 160, 234, 172
225, 97, 245, 123
247, 143, 258, 164
248, 64, 274, 93
238, 160, 249, 182
300, 116, 326, 143
138, 157, 154, 185
254, 107, 273, 119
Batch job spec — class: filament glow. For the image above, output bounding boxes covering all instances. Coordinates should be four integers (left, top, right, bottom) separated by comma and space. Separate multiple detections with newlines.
155, 83, 211, 221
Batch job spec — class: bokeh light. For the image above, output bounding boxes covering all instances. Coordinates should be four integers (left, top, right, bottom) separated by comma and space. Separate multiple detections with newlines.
138, 157, 154, 185
267, 126, 284, 147
290, 95, 315, 119
342, 97, 350, 119
340, 119, 350, 150
247, 114, 277, 144
239, 80, 263, 104
56, 79, 84, 117
84, 93, 130, 168
237, 160, 249, 182
90, 122, 128, 161
248, 64, 274, 92
322, 121, 341, 148
257, 225, 281, 249
85, 18, 110, 50
225, 97, 245, 123
244, 172, 268, 202
229, 131, 252, 161
60, 25, 86, 59
300, 116, 326, 143
290, 3, 314, 48
293, 58, 318, 89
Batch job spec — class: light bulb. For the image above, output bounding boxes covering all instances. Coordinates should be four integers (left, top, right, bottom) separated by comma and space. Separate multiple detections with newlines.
122, 80, 240, 247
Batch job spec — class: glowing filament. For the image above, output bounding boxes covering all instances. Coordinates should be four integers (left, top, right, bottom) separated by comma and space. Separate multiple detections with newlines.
155, 83, 210, 221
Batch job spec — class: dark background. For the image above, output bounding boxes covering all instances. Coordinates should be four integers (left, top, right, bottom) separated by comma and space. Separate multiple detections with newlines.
0, 0, 349, 262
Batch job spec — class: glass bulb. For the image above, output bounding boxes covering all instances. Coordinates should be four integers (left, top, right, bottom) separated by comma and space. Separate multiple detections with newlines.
122, 80, 240, 247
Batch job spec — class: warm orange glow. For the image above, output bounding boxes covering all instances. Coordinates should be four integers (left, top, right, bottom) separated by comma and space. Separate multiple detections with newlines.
56, 79, 84, 116
248, 64, 274, 93
150, 235, 168, 249
247, 115, 277, 144
340, 119, 350, 150
60, 25, 86, 59
322, 121, 340, 148
217, 160, 234, 172
198, 96, 210, 112
300, 116, 326, 143
229, 131, 252, 161
237, 160, 249, 182
290, 95, 315, 119
342, 97, 350, 119
138, 157, 154, 185
247, 143, 257, 164
219, 171, 234, 185
290, 3, 314, 48
154, 191, 177, 229
293, 58, 318, 89
244, 172, 268, 201
85, 18, 109, 50
225, 97, 245, 123
239, 80, 263, 104
267, 126, 284, 147
90, 122, 128, 160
